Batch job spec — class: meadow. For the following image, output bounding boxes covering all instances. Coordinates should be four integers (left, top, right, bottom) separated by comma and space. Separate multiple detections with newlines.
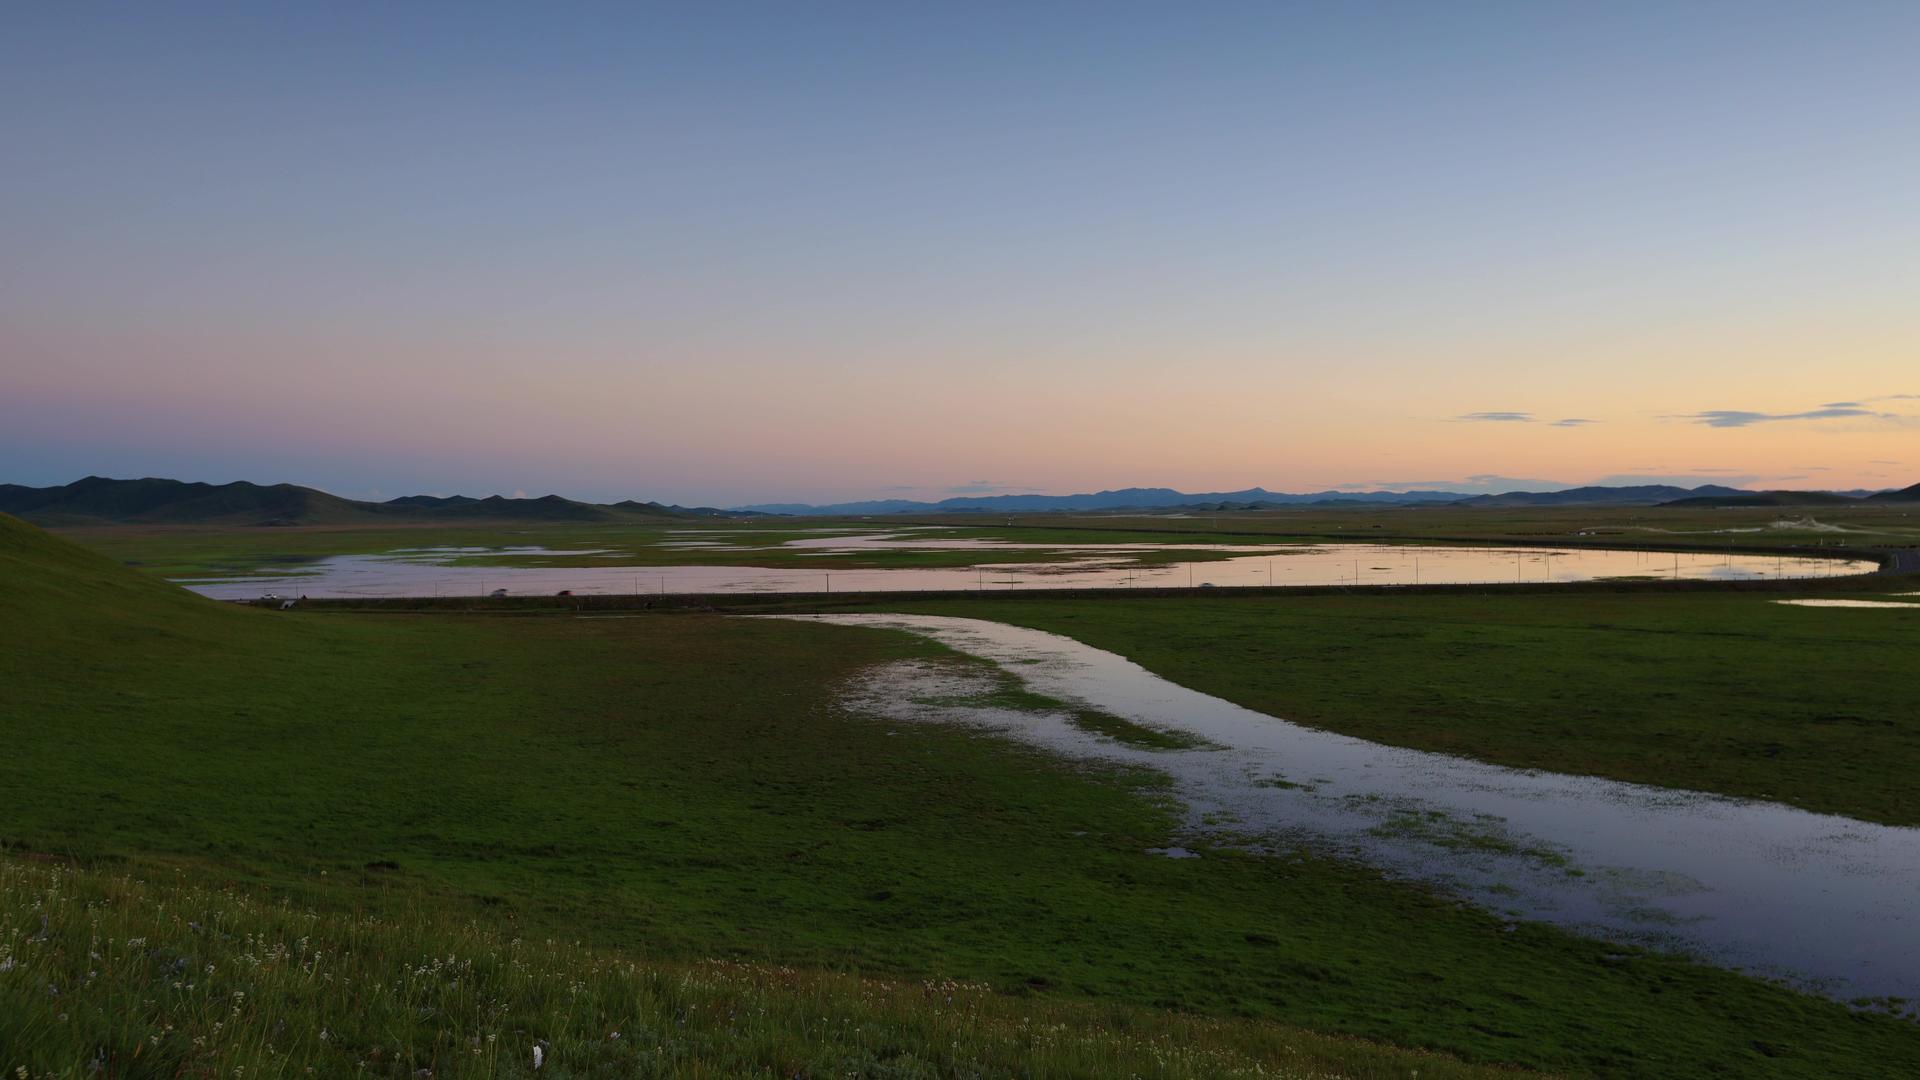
56, 520, 1278, 581
61, 501, 1916, 584
7, 513, 1920, 1075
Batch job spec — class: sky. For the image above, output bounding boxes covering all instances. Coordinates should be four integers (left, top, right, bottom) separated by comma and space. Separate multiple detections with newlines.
3, 1, 1917, 505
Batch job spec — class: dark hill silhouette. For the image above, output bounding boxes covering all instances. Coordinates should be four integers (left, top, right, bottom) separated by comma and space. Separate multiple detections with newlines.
1659, 491, 1864, 508
1450, 485, 1748, 508
0, 477, 719, 526
1866, 481, 1920, 503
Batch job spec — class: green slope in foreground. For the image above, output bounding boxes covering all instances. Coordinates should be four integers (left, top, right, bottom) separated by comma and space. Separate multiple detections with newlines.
3, 513, 1916, 1077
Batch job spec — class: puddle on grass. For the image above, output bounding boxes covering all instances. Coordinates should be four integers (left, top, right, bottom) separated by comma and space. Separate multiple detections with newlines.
1773, 599, 1920, 609
783, 613, 1920, 1003
175, 535, 1876, 600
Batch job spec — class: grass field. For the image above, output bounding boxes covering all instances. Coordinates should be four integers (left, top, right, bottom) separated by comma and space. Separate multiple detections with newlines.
901, 503, 1920, 549
3, 859, 1524, 1080
52, 500, 1916, 585
7, 514, 1920, 1076
837, 589, 1920, 826
56, 520, 1291, 580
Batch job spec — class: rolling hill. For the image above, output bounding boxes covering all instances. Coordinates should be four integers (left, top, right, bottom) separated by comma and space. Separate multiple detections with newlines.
1450, 484, 1748, 508
0, 477, 742, 526
1658, 490, 1867, 508
1867, 481, 1920, 503
738, 483, 1762, 514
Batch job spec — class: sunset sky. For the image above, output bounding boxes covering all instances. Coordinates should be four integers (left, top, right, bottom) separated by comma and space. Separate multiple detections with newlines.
4, 3, 1917, 505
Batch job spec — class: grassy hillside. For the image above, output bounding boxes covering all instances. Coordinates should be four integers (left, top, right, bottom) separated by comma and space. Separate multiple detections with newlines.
4, 514, 1918, 1076
1868, 481, 1920, 502
1659, 491, 1863, 508
0, 477, 693, 526
3, 859, 1516, 1080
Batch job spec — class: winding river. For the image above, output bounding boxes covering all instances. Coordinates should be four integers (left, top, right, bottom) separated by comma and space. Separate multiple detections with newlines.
774, 613, 1920, 1003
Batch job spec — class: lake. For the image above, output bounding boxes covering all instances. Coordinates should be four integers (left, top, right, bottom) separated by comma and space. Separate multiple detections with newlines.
176, 531, 1877, 599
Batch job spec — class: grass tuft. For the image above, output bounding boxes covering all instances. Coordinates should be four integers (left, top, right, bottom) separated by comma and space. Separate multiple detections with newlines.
0, 857, 1513, 1079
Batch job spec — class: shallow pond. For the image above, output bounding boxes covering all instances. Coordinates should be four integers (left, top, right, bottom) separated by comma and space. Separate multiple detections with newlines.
1774, 599, 1920, 609
776, 613, 1920, 1003
177, 536, 1874, 599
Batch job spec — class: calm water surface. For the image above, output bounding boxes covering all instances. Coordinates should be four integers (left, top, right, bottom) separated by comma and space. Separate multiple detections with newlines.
178, 535, 1875, 599
777, 614, 1920, 1002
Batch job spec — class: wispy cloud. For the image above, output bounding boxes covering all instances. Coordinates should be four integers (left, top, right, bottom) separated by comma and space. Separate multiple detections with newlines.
1676, 407, 1876, 428
1592, 472, 1761, 488
1369, 474, 1570, 493
1453, 412, 1597, 427
943, 480, 1038, 494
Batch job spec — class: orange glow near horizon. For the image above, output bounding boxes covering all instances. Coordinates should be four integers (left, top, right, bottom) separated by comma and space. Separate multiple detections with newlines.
4, 6, 1918, 504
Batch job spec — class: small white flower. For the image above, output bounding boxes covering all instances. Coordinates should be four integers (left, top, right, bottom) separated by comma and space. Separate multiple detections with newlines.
532, 1045, 544, 1070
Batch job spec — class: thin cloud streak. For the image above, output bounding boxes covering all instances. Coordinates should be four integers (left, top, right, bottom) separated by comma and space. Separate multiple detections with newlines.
1678, 407, 1877, 428
1453, 413, 1600, 427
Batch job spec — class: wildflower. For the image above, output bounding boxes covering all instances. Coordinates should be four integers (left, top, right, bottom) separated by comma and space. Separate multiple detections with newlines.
532, 1045, 543, 1070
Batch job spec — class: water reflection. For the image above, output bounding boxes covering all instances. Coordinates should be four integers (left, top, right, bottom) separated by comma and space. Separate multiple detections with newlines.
177, 540, 1874, 599
1774, 599, 1920, 609
783, 614, 1920, 1002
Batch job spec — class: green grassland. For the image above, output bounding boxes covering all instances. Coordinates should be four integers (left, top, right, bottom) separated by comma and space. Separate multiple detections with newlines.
51, 500, 1912, 590
6, 513, 1919, 1076
837, 590, 1920, 826
2, 860, 1515, 1080
54, 520, 1284, 580
900, 503, 1920, 549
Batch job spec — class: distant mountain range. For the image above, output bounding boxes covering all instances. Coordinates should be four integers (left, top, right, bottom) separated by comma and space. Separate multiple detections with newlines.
1661, 483, 1920, 508
0, 477, 744, 526
738, 481, 1916, 515
734, 487, 1473, 516
3, 476, 1914, 526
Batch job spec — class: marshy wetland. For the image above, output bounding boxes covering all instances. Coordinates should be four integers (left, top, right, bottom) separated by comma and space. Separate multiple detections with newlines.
785, 613, 1920, 1002
169, 525, 1878, 598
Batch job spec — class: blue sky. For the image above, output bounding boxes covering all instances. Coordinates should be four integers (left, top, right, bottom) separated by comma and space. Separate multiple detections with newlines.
4, 3, 1917, 502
